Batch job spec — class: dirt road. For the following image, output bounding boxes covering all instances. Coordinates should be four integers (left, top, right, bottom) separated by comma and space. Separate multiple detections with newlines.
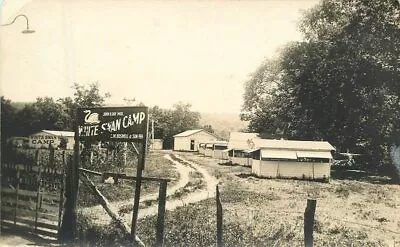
124, 154, 219, 221
81, 153, 218, 225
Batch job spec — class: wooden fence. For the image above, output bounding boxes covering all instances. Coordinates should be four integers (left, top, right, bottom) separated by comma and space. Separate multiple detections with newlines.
1, 149, 67, 239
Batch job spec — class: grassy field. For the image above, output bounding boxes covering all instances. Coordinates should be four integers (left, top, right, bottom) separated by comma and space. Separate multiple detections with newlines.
78, 150, 180, 207
137, 152, 400, 247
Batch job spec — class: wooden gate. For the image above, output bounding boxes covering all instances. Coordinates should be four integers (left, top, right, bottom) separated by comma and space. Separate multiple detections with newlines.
1, 159, 65, 239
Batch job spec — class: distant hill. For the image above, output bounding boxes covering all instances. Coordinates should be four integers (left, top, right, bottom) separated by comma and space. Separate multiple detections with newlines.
199, 112, 248, 140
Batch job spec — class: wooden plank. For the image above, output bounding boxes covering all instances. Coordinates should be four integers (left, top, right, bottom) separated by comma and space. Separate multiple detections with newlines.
79, 172, 146, 247
15, 168, 20, 225
1, 220, 58, 239
2, 197, 36, 209
38, 203, 60, 214
121, 174, 172, 182
78, 168, 174, 183
2, 189, 60, 202
2, 197, 59, 213
35, 167, 42, 231
1, 164, 63, 174
2, 187, 37, 198
79, 167, 102, 176
2, 205, 59, 222
40, 193, 61, 202
1, 214, 58, 230
58, 171, 65, 232
2, 205, 35, 218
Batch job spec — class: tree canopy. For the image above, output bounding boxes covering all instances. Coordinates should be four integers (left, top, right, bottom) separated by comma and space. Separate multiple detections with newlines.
2, 82, 111, 137
2, 84, 201, 150
150, 102, 201, 149
241, 0, 400, 176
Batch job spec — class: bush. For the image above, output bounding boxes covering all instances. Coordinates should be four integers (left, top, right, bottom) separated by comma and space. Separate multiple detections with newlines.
76, 213, 132, 247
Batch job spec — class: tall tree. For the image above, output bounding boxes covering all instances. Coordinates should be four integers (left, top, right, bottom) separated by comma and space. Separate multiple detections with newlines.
150, 102, 200, 149
58, 82, 111, 130
242, 0, 400, 177
15, 97, 70, 136
1, 97, 18, 139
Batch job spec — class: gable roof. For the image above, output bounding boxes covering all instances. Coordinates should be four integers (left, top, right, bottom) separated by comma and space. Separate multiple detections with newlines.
253, 139, 335, 151
173, 129, 204, 137
228, 132, 260, 150
173, 129, 219, 138
34, 130, 75, 137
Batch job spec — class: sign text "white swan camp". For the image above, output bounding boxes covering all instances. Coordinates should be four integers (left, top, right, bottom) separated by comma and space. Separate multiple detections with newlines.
77, 107, 149, 142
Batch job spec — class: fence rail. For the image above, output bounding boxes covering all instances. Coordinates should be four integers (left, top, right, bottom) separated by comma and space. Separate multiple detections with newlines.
1, 150, 66, 240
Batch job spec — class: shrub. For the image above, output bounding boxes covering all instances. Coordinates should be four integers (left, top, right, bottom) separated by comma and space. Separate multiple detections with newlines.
76, 213, 132, 247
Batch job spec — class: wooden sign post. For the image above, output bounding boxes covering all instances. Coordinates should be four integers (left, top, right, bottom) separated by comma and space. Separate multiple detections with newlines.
61, 106, 149, 243
131, 127, 148, 236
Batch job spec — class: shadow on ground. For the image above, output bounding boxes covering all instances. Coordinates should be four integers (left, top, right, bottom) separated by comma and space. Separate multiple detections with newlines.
331, 168, 397, 185
0, 227, 60, 246
217, 162, 244, 167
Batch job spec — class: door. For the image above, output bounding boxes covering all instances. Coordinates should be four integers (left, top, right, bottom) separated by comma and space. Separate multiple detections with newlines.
190, 140, 195, 151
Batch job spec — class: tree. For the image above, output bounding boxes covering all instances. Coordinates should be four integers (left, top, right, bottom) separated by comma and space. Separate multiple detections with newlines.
1, 97, 18, 140
203, 125, 215, 133
58, 82, 111, 129
150, 102, 200, 149
242, 0, 400, 178
15, 97, 70, 136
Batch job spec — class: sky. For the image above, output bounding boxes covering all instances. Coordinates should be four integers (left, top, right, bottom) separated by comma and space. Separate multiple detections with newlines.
1, 0, 319, 114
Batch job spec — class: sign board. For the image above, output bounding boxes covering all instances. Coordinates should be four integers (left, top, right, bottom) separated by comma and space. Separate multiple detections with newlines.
77, 107, 149, 142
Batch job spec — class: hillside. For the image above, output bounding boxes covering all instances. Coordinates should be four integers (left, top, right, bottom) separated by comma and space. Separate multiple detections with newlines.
199, 112, 248, 139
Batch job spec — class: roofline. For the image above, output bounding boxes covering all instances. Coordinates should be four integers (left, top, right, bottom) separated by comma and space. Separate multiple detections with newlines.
37, 130, 75, 136
173, 129, 222, 139
173, 129, 203, 137
256, 146, 335, 151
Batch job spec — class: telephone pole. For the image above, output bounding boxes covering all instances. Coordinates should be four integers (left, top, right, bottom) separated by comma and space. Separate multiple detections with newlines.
151, 119, 154, 150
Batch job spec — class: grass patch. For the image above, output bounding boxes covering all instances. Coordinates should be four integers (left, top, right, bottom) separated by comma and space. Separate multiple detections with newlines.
78, 151, 179, 207
76, 213, 132, 247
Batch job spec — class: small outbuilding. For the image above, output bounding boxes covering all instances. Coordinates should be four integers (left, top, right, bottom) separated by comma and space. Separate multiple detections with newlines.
250, 139, 335, 181
173, 129, 219, 152
204, 141, 229, 159
225, 132, 260, 166
150, 139, 163, 150
28, 130, 75, 149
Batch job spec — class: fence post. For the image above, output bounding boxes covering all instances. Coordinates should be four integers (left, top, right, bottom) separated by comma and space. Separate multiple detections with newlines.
60, 123, 80, 243
14, 167, 20, 225
155, 180, 168, 247
35, 167, 42, 232
216, 185, 223, 247
304, 199, 317, 247
49, 147, 55, 167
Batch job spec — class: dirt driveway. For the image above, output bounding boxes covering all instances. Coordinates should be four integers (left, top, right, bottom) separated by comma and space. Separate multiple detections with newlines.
81, 153, 219, 225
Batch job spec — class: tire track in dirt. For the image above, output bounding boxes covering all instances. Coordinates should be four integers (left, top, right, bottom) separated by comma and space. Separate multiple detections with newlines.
122, 154, 219, 221
80, 154, 192, 224
116, 154, 192, 208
